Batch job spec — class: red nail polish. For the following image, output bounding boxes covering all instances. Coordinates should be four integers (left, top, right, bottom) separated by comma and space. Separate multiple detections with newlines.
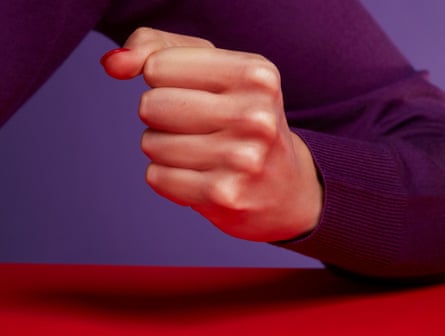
100, 48, 130, 66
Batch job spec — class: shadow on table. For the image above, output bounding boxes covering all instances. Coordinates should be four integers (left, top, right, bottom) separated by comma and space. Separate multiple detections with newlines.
15, 266, 438, 324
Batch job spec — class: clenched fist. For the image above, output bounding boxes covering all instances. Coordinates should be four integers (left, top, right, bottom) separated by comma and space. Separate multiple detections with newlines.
101, 27, 322, 242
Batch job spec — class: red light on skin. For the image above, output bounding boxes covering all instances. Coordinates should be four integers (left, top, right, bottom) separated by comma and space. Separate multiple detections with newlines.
99, 48, 130, 66
100, 48, 132, 79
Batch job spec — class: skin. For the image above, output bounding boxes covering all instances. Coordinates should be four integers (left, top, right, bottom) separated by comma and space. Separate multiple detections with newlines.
101, 27, 323, 242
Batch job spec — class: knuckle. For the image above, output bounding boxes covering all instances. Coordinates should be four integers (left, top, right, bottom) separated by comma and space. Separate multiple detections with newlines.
207, 178, 243, 210
227, 144, 268, 175
128, 27, 160, 49
194, 37, 215, 48
138, 90, 153, 122
140, 129, 159, 161
140, 129, 151, 156
143, 52, 160, 84
145, 163, 158, 187
133, 27, 154, 39
237, 108, 279, 142
241, 58, 282, 95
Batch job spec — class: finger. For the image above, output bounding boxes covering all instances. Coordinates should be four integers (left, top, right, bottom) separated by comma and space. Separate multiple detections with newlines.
141, 129, 223, 170
139, 87, 235, 134
146, 163, 207, 206
100, 27, 214, 80
141, 128, 270, 175
143, 47, 279, 93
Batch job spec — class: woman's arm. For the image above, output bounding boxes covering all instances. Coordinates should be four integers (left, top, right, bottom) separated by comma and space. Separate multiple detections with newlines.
0, 0, 110, 127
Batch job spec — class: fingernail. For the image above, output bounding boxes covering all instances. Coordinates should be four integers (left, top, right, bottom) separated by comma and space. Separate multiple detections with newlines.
100, 48, 130, 66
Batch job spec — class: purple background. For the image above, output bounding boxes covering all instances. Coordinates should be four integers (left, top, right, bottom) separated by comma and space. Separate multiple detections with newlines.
1, 1, 444, 267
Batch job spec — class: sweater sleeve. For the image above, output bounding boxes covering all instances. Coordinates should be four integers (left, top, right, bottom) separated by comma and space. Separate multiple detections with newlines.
284, 74, 445, 280
0, 0, 111, 127
96, 0, 445, 279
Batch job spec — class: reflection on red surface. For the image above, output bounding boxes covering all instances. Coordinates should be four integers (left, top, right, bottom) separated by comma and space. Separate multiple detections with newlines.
0, 264, 443, 335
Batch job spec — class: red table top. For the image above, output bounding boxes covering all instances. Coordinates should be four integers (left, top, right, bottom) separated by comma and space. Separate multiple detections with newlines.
0, 263, 443, 335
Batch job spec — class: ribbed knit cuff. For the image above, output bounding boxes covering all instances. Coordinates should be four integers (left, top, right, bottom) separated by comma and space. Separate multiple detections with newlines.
275, 128, 408, 277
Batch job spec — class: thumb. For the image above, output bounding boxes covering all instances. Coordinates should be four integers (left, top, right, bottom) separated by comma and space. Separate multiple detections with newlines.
100, 27, 214, 80
100, 48, 135, 80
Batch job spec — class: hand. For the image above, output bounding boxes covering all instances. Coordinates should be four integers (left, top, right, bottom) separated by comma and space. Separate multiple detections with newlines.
101, 28, 322, 242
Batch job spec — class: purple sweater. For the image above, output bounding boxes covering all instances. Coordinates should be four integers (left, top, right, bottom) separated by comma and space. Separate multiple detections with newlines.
2, 0, 445, 280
